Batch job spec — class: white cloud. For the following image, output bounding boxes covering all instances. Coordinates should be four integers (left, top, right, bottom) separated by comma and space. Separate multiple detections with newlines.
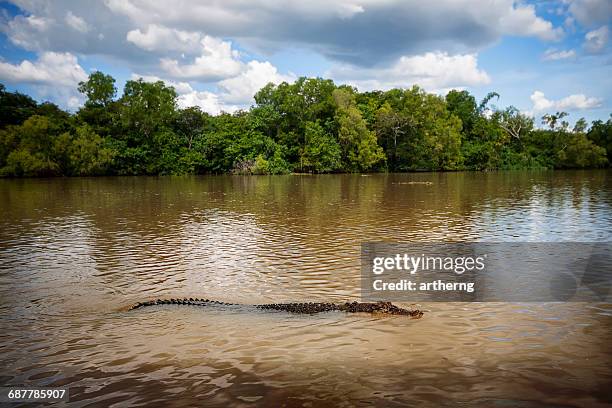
130, 73, 193, 94
134, 58, 292, 112
0, 51, 87, 86
22, 15, 51, 31
564, 16, 576, 31
218, 61, 295, 104
568, 0, 612, 27
3, 14, 53, 50
2, 1, 564, 69
177, 90, 230, 115
530, 90, 602, 112
127, 24, 201, 52
1, 1, 158, 70
0, 1, 600, 115
542, 48, 576, 61
0, 52, 87, 109
104, 0, 562, 65
159, 36, 242, 80
105, 0, 373, 24
132, 74, 235, 114
329, 52, 490, 93
499, 3, 563, 41
530, 91, 555, 112
584, 25, 609, 53
65, 11, 89, 33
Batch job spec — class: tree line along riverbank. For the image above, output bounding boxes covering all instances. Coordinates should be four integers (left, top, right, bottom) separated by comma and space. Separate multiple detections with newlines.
1, 73, 610, 177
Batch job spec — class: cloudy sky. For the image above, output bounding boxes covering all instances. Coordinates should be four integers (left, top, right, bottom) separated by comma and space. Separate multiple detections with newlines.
0, 0, 610, 123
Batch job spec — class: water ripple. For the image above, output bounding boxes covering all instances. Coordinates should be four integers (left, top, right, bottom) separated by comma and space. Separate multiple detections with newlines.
0, 172, 611, 406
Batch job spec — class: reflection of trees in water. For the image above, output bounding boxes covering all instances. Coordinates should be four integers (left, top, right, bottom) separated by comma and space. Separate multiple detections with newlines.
1, 172, 610, 299
2, 171, 609, 235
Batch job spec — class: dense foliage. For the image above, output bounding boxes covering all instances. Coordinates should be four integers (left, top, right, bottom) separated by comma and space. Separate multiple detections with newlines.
0, 74, 609, 177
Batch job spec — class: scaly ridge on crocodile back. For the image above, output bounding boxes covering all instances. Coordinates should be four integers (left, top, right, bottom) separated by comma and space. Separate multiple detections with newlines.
128, 299, 423, 318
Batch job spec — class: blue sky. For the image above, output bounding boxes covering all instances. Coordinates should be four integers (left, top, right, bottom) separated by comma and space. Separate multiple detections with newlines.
0, 0, 610, 124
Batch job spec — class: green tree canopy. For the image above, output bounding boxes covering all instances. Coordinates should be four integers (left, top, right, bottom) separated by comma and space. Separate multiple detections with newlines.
78, 71, 117, 107
0, 75, 610, 177
333, 88, 384, 172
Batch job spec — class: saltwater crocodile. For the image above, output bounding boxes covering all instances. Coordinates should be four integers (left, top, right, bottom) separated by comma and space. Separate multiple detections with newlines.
128, 299, 423, 317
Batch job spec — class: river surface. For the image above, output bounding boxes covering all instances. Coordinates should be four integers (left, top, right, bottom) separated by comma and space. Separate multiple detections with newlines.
1, 171, 611, 407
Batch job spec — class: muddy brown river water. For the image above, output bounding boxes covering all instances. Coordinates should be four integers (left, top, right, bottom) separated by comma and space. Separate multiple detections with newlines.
1, 171, 611, 407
